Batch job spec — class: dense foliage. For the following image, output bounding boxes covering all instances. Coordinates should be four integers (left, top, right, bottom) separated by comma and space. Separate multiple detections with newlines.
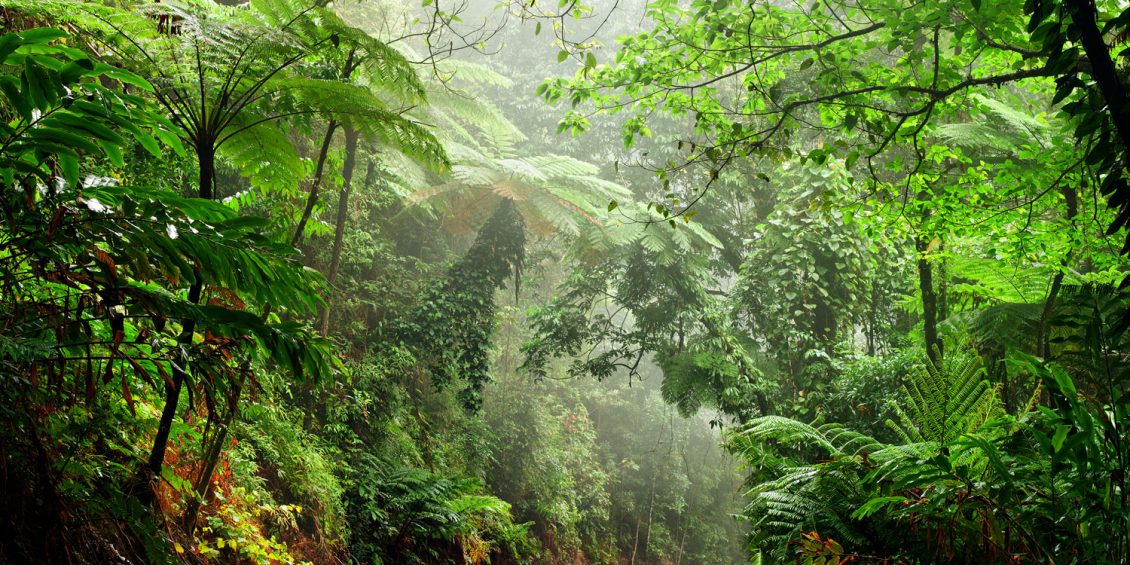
2, 0, 1130, 564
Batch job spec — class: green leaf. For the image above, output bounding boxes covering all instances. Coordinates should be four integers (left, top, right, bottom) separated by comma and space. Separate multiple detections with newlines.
30, 127, 102, 154
23, 57, 51, 109
92, 63, 153, 92
1052, 424, 1070, 452
133, 131, 161, 157
0, 74, 30, 120
18, 28, 68, 44
58, 152, 78, 187
152, 127, 187, 157
558, 50, 569, 63
99, 139, 124, 168
59, 58, 94, 83
851, 496, 907, 519
1051, 365, 1077, 399
0, 33, 22, 65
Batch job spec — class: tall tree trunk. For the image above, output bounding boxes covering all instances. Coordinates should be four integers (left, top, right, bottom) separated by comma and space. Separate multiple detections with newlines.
1038, 186, 1079, 358
291, 121, 339, 248
196, 143, 215, 200
292, 47, 357, 250
938, 240, 948, 322
643, 471, 656, 562
1065, 0, 1130, 151
289, 121, 338, 432
320, 129, 365, 336
139, 146, 214, 502
813, 253, 838, 354
629, 518, 641, 565
916, 235, 941, 365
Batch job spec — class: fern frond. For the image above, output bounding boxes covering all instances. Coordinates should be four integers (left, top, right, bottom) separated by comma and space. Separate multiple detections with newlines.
261, 77, 446, 170
217, 114, 305, 195
936, 94, 1052, 151
886, 350, 1002, 446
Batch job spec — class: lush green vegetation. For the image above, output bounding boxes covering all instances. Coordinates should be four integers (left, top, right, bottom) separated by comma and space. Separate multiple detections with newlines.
1, 0, 1129, 563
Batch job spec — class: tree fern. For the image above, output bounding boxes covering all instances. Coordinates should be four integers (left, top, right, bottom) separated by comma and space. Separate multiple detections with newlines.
402, 64, 630, 240
948, 301, 1042, 352
11, 0, 447, 199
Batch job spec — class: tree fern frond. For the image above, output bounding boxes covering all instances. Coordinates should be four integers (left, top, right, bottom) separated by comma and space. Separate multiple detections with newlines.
262, 77, 446, 170
435, 58, 515, 88
428, 89, 525, 148
496, 158, 549, 183
948, 255, 1057, 304
217, 114, 305, 195
523, 154, 599, 178
949, 301, 1043, 350
738, 416, 840, 455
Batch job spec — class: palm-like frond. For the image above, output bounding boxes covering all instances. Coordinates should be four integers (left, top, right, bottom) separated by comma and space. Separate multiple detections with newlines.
262, 77, 445, 168
395, 63, 633, 239
573, 201, 724, 266
216, 115, 305, 196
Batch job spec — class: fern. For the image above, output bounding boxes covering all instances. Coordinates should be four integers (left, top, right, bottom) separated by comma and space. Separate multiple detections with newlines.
728, 349, 1011, 560
937, 94, 1052, 153
399, 62, 633, 240
947, 254, 1058, 304
949, 301, 1043, 351
885, 350, 1002, 445
12, 0, 448, 198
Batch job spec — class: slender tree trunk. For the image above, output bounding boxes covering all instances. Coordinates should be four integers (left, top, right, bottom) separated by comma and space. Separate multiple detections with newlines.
140, 148, 214, 502
320, 129, 365, 336
916, 235, 941, 365
292, 47, 357, 250
147, 270, 202, 477
182, 367, 245, 532
642, 469, 657, 564
676, 520, 687, 565
1039, 186, 1079, 359
291, 121, 339, 249
813, 253, 838, 353
290, 122, 338, 432
938, 241, 948, 322
629, 518, 641, 565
